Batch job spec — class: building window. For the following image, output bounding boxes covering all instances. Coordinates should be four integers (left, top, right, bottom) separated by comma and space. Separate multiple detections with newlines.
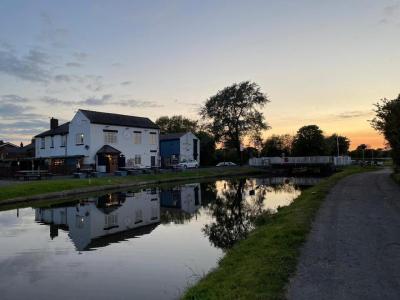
105, 214, 118, 227
76, 133, 84, 145
76, 215, 85, 229
149, 132, 157, 145
135, 209, 143, 224
134, 155, 141, 165
50, 136, 54, 148
104, 131, 117, 144
133, 131, 142, 144
61, 135, 67, 147
40, 138, 45, 149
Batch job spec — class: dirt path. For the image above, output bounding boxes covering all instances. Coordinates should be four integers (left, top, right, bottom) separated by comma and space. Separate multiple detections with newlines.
287, 168, 400, 300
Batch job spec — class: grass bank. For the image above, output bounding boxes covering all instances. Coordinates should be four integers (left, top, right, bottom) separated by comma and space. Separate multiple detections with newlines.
182, 166, 377, 300
0, 167, 262, 204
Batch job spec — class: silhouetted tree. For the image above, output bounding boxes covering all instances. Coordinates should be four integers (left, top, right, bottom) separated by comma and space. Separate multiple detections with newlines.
371, 94, 400, 171
155, 115, 198, 134
196, 131, 216, 166
291, 125, 326, 156
261, 134, 293, 156
201, 81, 270, 162
325, 134, 350, 156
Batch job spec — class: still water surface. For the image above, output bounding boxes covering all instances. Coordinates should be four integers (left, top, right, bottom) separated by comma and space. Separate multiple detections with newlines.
0, 176, 318, 300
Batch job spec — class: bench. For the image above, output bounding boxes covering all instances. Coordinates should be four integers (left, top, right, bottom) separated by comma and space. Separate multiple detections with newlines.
115, 171, 127, 176
73, 172, 86, 179
15, 171, 53, 181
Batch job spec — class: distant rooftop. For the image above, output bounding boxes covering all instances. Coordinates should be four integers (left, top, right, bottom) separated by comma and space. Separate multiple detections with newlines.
160, 132, 187, 141
35, 122, 70, 138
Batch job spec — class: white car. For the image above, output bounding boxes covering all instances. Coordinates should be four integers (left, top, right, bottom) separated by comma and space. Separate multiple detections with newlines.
176, 160, 199, 169
216, 162, 237, 167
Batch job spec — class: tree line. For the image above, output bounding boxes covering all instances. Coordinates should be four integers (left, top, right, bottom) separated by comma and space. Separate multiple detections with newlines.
156, 81, 399, 167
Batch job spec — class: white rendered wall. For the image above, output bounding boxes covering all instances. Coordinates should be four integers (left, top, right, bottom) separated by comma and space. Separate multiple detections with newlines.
179, 132, 200, 163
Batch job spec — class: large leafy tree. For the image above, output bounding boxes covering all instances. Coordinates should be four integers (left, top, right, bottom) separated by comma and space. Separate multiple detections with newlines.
201, 81, 270, 160
155, 115, 198, 134
325, 134, 350, 156
261, 134, 293, 157
371, 94, 400, 170
291, 125, 326, 156
196, 130, 216, 166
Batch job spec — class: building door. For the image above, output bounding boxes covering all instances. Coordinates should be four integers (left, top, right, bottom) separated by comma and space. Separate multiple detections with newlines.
106, 155, 119, 173
193, 139, 198, 161
151, 156, 156, 167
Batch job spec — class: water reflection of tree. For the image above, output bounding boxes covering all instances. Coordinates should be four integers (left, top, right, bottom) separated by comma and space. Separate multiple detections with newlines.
203, 179, 264, 250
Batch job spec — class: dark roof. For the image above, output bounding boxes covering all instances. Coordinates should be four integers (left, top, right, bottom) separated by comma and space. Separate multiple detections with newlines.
80, 109, 159, 129
160, 132, 186, 141
83, 223, 159, 251
35, 122, 70, 138
96, 145, 121, 155
0, 142, 18, 149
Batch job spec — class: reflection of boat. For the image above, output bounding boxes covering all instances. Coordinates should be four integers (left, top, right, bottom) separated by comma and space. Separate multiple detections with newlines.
35, 189, 160, 251
254, 177, 322, 187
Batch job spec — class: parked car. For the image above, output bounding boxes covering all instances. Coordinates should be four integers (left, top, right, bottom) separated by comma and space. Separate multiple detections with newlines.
216, 162, 237, 167
175, 160, 199, 169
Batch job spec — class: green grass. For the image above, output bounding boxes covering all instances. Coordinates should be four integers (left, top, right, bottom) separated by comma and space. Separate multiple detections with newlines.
0, 167, 262, 203
182, 166, 378, 300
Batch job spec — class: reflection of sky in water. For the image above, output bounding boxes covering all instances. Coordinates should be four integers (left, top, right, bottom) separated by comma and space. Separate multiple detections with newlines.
0, 177, 309, 300
215, 178, 303, 212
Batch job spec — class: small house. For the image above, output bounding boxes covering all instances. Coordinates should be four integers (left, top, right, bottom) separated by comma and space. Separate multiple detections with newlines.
159, 132, 200, 168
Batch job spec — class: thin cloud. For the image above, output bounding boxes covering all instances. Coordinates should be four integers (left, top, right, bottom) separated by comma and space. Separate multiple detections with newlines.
41, 95, 162, 108
380, 2, 400, 24
0, 103, 43, 119
334, 110, 373, 119
0, 48, 50, 82
54, 74, 72, 82
1, 94, 29, 103
65, 62, 83, 67
121, 81, 132, 86
38, 12, 68, 48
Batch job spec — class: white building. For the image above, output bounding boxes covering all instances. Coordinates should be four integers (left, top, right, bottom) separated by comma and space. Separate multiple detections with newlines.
35, 109, 160, 173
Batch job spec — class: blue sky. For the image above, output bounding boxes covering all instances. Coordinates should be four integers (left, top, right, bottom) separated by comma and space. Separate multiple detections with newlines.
0, 0, 399, 147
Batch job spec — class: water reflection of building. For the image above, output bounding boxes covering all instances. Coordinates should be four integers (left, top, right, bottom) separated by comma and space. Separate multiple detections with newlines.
160, 183, 201, 214
160, 183, 201, 224
35, 189, 160, 251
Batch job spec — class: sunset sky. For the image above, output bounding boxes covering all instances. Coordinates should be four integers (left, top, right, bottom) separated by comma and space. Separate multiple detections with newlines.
0, 0, 398, 149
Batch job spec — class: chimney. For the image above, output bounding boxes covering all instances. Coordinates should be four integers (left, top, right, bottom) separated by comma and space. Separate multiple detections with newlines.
50, 118, 58, 130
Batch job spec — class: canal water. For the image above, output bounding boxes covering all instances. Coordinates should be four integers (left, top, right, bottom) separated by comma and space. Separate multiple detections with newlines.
0, 176, 319, 300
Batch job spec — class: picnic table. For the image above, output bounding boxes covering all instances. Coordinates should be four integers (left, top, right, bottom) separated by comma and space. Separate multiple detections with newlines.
15, 170, 53, 181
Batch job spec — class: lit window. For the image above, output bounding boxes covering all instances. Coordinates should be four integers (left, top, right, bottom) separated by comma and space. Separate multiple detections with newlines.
134, 155, 141, 165
40, 138, 45, 149
76, 133, 84, 145
133, 131, 142, 144
76, 215, 85, 229
104, 131, 117, 144
149, 132, 157, 145
61, 135, 67, 147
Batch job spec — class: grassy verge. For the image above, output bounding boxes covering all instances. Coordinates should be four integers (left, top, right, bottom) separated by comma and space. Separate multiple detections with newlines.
182, 166, 378, 300
0, 167, 262, 203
